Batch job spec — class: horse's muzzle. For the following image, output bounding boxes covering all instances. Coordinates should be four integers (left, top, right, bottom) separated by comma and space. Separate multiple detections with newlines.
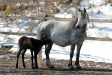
76, 26, 80, 29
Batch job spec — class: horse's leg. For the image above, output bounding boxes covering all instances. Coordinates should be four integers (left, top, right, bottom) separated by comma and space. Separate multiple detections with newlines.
22, 49, 26, 68
45, 42, 54, 68
75, 44, 82, 70
68, 43, 75, 70
16, 48, 22, 68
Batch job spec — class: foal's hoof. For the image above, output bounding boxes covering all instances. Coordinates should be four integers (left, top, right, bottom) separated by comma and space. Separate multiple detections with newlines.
16, 65, 18, 68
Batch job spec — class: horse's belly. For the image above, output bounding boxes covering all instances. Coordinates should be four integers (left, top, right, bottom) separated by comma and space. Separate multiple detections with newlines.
55, 42, 70, 47
53, 38, 70, 47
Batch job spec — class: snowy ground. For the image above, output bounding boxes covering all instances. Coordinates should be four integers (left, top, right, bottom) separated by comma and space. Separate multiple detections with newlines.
0, 0, 112, 63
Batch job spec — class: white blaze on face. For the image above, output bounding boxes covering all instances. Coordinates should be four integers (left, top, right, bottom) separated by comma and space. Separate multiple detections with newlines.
76, 11, 83, 27
75, 8, 88, 28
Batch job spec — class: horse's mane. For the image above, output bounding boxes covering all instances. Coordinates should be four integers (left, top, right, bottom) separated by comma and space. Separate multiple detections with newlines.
67, 16, 78, 28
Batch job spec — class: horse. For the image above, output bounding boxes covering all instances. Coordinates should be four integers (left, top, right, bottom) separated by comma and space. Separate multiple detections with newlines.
37, 8, 89, 70
16, 36, 46, 69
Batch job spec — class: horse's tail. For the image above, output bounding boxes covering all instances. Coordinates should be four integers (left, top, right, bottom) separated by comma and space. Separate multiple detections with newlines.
43, 14, 48, 21
37, 22, 43, 40
36, 17, 47, 27
36, 21, 41, 26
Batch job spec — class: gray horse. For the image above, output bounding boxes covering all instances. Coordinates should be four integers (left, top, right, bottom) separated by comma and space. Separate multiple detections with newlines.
37, 8, 89, 70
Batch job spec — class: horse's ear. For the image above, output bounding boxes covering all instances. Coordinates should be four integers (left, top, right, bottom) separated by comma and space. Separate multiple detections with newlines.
78, 8, 81, 12
84, 8, 86, 13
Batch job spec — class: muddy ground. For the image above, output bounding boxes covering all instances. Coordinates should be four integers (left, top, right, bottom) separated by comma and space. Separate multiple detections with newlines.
0, 46, 112, 75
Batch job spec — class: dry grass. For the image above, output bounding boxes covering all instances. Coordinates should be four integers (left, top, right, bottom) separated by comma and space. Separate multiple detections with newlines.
105, 1, 108, 5
25, 26, 34, 32
88, 4, 92, 9
89, 24, 95, 29
0, 0, 82, 16
97, 10, 101, 14
5, 23, 9, 27
0, 0, 82, 17
108, 0, 111, 3
18, 28, 22, 32
105, 31, 109, 38
0, 45, 13, 54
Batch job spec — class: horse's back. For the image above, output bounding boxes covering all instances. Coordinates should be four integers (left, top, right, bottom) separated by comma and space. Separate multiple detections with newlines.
37, 20, 55, 40
37, 20, 66, 40
37, 20, 71, 46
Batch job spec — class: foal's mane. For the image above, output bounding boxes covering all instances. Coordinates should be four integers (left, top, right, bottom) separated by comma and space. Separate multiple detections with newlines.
67, 16, 78, 28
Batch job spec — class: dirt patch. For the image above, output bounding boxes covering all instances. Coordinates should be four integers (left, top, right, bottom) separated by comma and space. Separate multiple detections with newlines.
0, 57, 112, 75
0, 47, 112, 74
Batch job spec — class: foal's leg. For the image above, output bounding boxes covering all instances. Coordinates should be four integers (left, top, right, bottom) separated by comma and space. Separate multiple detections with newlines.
68, 43, 75, 70
45, 43, 54, 68
75, 44, 82, 69
34, 46, 43, 69
33, 50, 38, 69
22, 49, 26, 68
16, 48, 22, 68
30, 49, 34, 69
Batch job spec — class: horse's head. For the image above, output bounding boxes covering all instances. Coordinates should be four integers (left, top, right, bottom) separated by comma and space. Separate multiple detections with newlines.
75, 8, 89, 29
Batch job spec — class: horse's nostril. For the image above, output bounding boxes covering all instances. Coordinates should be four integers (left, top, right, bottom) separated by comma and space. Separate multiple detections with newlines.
76, 26, 80, 29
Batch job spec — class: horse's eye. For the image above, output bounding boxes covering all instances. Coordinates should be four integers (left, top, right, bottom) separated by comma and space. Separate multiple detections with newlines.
83, 13, 86, 19
83, 16, 85, 19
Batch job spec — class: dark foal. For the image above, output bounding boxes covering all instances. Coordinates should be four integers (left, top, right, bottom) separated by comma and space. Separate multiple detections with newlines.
16, 36, 45, 69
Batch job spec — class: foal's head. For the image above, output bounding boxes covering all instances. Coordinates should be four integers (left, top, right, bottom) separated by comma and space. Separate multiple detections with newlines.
75, 8, 89, 29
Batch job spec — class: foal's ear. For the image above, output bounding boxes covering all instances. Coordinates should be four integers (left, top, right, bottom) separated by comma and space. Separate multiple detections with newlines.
84, 8, 86, 13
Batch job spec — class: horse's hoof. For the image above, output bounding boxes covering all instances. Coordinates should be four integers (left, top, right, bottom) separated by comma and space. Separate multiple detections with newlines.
47, 64, 54, 69
47, 65, 54, 69
76, 66, 81, 70
32, 67, 38, 69
68, 64, 74, 71
69, 66, 75, 71
49, 65, 54, 69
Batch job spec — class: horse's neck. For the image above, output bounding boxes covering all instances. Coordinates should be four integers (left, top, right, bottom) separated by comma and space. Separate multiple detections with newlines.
67, 17, 78, 29
80, 24, 87, 32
